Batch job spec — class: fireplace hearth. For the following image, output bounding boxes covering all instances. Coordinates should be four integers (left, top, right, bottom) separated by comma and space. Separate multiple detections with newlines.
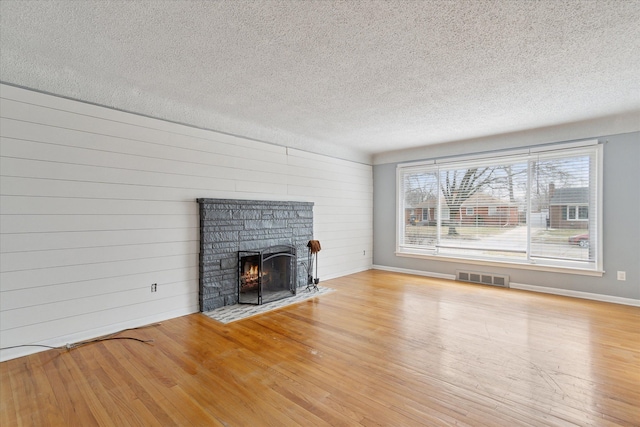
239, 244, 297, 305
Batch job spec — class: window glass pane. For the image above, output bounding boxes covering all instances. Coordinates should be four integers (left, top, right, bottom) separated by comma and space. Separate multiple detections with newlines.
530, 152, 592, 262
401, 170, 438, 247
578, 206, 588, 219
437, 161, 527, 259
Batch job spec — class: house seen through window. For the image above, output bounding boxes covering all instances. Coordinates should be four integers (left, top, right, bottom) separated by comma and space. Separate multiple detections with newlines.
397, 141, 601, 272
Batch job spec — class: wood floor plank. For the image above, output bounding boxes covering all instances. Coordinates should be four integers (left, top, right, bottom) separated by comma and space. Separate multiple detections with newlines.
46, 351, 100, 425
29, 353, 77, 426
4, 359, 37, 426
0, 359, 18, 426
114, 341, 224, 426
1, 270, 639, 426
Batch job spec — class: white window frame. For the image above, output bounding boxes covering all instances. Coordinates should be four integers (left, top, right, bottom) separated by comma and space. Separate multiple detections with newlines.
396, 140, 603, 276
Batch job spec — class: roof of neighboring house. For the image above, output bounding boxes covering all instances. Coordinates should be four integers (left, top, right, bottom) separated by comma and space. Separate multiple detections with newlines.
414, 198, 437, 209
461, 192, 514, 207
549, 187, 589, 205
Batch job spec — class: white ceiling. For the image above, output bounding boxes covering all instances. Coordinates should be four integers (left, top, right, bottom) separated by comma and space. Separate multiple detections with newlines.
1, 0, 639, 163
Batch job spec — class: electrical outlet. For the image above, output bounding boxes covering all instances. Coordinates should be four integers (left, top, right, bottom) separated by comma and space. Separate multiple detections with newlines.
151, 283, 157, 292
617, 271, 626, 281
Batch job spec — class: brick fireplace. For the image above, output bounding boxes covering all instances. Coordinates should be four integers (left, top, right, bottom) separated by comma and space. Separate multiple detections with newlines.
197, 199, 314, 311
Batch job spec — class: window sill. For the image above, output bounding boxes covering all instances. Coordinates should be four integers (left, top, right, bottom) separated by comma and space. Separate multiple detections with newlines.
395, 250, 604, 277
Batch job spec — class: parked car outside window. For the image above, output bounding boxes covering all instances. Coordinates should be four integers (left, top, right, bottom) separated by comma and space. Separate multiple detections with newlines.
568, 233, 589, 248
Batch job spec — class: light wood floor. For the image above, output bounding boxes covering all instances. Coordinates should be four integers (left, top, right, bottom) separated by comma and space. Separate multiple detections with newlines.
2, 270, 639, 426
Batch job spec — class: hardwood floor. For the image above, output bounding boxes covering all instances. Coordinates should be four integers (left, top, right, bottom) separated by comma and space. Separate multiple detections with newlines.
2, 270, 639, 426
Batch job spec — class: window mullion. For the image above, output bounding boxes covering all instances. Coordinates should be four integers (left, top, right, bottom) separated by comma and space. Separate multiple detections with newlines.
526, 159, 532, 262
436, 168, 441, 253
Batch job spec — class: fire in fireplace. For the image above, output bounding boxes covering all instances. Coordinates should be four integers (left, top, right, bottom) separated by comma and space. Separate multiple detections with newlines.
238, 244, 297, 305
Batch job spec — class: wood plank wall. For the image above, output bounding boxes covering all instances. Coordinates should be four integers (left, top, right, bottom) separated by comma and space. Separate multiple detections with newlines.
0, 84, 373, 361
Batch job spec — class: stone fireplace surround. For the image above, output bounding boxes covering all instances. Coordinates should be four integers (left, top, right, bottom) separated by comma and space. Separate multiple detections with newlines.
197, 199, 314, 312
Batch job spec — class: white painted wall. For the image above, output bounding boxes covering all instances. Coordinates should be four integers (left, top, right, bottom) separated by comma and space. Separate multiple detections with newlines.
0, 84, 373, 361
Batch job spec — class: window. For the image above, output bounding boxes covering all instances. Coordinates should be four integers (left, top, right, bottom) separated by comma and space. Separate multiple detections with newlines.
440, 207, 450, 220
397, 141, 602, 273
564, 205, 589, 220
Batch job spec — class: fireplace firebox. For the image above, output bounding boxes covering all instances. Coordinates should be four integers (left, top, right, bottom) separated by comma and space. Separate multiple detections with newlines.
238, 245, 297, 305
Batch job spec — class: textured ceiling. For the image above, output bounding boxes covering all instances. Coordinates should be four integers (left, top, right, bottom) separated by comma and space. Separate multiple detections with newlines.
1, 0, 639, 163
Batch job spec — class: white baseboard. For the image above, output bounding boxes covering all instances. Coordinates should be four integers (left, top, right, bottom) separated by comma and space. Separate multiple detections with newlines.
372, 264, 456, 280
323, 265, 372, 281
509, 283, 640, 307
372, 265, 639, 307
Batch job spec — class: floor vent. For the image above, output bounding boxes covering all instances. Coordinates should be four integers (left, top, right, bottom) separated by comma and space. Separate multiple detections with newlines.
456, 270, 509, 288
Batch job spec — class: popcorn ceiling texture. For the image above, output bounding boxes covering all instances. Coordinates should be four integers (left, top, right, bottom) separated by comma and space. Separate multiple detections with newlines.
1, 0, 639, 163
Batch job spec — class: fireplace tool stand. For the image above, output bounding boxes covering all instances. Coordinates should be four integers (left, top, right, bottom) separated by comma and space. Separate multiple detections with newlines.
306, 240, 321, 292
